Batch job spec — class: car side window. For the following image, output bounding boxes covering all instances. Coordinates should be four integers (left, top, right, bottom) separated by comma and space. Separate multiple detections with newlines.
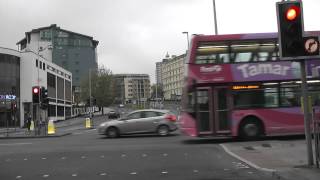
126, 112, 141, 120
143, 111, 158, 118
156, 112, 165, 116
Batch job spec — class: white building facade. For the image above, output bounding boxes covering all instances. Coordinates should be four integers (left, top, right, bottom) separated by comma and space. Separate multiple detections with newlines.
159, 54, 186, 100
115, 74, 151, 104
0, 47, 72, 128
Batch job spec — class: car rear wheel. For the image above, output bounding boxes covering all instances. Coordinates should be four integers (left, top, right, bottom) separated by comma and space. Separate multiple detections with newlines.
157, 125, 169, 136
106, 127, 119, 138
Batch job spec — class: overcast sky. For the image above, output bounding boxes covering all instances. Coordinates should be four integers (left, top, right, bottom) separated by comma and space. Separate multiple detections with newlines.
0, 0, 319, 83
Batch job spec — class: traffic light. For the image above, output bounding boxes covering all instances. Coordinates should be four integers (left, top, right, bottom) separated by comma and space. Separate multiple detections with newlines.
40, 87, 48, 109
32, 86, 40, 103
276, 1, 304, 58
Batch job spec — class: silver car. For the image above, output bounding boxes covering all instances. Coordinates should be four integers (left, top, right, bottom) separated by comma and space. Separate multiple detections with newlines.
98, 109, 178, 138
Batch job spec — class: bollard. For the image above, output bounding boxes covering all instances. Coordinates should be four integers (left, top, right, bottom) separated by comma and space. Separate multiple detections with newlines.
30, 120, 35, 131
47, 120, 56, 135
85, 118, 92, 128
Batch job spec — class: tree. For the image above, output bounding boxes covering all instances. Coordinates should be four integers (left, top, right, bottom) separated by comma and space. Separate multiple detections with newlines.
80, 65, 115, 115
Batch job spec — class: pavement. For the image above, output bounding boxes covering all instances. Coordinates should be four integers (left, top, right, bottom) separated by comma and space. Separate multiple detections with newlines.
220, 137, 320, 180
0, 110, 110, 139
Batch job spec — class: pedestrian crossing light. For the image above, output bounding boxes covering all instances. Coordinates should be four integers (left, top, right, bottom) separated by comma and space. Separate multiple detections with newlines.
276, 1, 304, 58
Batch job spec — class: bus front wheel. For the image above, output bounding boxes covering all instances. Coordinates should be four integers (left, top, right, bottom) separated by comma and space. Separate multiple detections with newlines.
239, 118, 263, 140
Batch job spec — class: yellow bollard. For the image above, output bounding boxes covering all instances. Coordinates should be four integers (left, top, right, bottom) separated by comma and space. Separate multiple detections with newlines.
85, 118, 91, 128
47, 120, 56, 135
30, 120, 35, 131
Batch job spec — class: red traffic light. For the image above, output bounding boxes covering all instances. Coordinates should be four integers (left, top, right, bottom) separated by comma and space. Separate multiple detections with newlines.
286, 6, 300, 21
33, 87, 39, 94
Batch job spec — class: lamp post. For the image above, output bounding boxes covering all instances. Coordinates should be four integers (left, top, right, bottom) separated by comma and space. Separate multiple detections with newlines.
212, 0, 218, 35
182, 32, 190, 50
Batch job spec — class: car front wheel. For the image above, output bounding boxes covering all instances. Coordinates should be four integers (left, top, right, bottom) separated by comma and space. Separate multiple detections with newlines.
106, 127, 119, 138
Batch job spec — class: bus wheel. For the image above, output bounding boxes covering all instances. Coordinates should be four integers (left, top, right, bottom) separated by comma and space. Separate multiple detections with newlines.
240, 119, 263, 140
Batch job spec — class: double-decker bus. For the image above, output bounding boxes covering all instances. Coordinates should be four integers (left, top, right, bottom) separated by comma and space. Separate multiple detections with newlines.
180, 32, 320, 139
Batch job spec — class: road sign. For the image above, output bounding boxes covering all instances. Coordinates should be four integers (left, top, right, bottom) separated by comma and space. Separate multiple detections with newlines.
304, 37, 319, 55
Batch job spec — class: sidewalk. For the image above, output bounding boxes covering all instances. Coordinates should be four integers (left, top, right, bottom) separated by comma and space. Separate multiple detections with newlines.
221, 139, 320, 180
0, 114, 107, 139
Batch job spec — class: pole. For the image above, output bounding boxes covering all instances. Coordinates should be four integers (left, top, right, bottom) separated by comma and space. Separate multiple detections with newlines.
212, 0, 218, 35
300, 60, 314, 166
155, 84, 158, 108
89, 69, 92, 116
182, 32, 190, 50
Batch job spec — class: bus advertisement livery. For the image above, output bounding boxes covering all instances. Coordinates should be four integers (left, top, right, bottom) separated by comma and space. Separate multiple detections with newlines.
180, 32, 320, 139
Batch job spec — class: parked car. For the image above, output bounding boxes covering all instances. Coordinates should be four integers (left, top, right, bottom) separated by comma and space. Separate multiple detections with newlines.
119, 104, 124, 108
98, 109, 178, 138
107, 110, 120, 119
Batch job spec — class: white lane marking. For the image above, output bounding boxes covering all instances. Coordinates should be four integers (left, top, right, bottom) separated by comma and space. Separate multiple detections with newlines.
73, 132, 83, 135
224, 168, 230, 171
248, 171, 253, 174
16, 176, 22, 179
220, 144, 276, 173
61, 157, 66, 160
142, 154, 147, 157
235, 162, 250, 169
161, 171, 168, 174
163, 153, 168, 157
121, 154, 126, 157
0, 143, 32, 146
41, 157, 47, 160
100, 173, 107, 176
130, 172, 137, 175
23, 158, 28, 161
5, 159, 11, 162
193, 170, 199, 173
43, 174, 49, 178
100, 155, 105, 158
72, 174, 77, 177
81, 156, 86, 159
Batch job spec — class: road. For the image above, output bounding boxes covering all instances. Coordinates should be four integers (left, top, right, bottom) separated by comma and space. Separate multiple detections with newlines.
0, 115, 276, 180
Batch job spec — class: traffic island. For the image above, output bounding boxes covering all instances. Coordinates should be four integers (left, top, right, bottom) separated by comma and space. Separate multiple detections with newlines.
220, 139, 320, 180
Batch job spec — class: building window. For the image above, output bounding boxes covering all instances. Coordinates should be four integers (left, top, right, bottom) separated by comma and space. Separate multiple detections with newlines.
75, 61, 79, 65
40, 61, 42, 69
43, 62, 45, 70
36, 59, 38, 67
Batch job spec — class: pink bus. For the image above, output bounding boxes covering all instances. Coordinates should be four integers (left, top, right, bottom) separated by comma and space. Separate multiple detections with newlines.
180, 32, 320, 139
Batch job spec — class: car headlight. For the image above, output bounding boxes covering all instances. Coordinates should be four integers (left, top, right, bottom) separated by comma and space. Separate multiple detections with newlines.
99, 123, 107, 127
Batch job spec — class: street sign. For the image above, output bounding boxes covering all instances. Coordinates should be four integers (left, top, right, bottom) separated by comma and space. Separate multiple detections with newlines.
304, 37, 320, 55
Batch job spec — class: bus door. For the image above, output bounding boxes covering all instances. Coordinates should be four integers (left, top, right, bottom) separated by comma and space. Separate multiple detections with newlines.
196, 88, 213, 135
213, 87, 231, 133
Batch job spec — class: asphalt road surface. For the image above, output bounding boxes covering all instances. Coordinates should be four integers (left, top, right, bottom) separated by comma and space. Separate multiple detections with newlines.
0, 116, 276, 180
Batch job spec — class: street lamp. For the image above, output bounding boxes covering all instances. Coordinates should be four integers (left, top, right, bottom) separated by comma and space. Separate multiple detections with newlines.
182, 32, 190, 50
212, 0, 218, 35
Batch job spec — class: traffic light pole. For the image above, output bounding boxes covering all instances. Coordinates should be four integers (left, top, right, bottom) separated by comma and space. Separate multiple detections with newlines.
300, 60, 314, 166
89, 69, 92, 117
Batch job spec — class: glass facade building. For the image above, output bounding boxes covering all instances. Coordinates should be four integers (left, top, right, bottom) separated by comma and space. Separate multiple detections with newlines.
0, 53, 20, 127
